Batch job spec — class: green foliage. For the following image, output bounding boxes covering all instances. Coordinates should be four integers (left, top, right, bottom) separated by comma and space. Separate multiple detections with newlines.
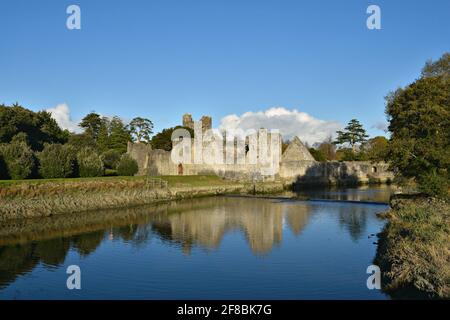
96, 118, 110, 153
308, 148, 326, 162
76, 148, 104, 177
101, 149, 121, 169
104, 169, 118, 176
38, 144, 77, 178
0, 103, 68, 151
334, 119, 369, 150
365, 136, 389, 161
336, 148, 357, 161
78, 115, 131, 154
67, 133, 96, 150
0, 134, 35, 179
421, 52, 449, 79
129, 117, 154, 143
417, 169, 449, 199
386, 53, 450, 197
117, 154, 138, 176
151, 126, 194, 151
108, 117, 131, 153
79, 112, 103, 141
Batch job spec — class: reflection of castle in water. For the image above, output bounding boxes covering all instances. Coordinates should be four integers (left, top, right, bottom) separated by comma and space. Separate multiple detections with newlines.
0, 197, 315, 288
0, 196, 378, 290
150, 198, 313, 255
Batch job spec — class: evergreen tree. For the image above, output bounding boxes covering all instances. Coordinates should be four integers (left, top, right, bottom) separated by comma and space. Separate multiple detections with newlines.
334, 119, 369, 152
0, 103, 68, 151
79, 112, 103, 141
97, 117, 111, 153
129, 117, 153, 143
108, 117, 132, 154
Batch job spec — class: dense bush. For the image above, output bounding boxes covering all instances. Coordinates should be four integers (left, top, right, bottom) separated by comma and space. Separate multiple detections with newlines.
0, 103, 68, 151
0, 134, 35, 180
308, 148, 326, 162
77, 147, 104, 177
417, 169, 449, 199
117, 154, 138, 176
101, 149, 121, 169
38, 143, 77, 178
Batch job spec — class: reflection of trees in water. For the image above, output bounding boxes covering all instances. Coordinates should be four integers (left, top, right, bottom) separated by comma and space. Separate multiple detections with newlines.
113, 224, 152, 248
337, 205, 369, 241
0, 244, 39, 289
0, 232, 105, 289
71, 231, 105, 256
0, 197, 315, 288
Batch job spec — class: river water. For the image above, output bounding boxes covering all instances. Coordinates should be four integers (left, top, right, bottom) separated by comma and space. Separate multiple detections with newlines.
0, 186, 394, 299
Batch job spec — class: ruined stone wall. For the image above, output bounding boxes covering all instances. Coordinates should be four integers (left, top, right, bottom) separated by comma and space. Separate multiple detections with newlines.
126, 142, 153, 175
280, 160, 393, 184
146, 149, 178, 176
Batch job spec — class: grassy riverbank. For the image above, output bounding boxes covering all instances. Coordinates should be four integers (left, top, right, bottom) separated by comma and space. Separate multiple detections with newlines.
375, 196, 450, 299
0, 175, 285, 221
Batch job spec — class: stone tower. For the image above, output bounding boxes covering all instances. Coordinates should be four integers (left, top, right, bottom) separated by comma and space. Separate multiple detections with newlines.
182, 114, 212, 132
182, 113, 194, 129
200, 116, 212, 132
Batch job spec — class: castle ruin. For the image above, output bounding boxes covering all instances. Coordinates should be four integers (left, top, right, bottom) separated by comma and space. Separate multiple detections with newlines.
127, 113, 393, 184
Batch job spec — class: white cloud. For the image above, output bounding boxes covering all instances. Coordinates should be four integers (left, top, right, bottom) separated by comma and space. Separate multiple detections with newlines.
372, 120, 389, 133
46, 103, 81, 133
219, 107, 342, 145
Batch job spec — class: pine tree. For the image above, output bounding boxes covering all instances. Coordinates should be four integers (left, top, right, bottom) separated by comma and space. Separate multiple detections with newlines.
108, 117, 132, 154
334, 119, 369, 152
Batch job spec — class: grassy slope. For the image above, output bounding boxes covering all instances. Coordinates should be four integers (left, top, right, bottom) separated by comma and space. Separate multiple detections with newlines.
375, 197, 450, 299
0, 175, 232, 188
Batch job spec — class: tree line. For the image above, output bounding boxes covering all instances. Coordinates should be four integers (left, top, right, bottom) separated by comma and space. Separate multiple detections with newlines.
303, 119, 389, 163
0, 107, 155, 180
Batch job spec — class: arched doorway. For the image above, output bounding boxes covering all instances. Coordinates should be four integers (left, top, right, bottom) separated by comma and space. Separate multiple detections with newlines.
178, 163, 183, 175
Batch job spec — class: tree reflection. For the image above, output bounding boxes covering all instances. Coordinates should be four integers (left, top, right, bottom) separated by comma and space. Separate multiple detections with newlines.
0, 195, 379, 290
337, 205, 369, 241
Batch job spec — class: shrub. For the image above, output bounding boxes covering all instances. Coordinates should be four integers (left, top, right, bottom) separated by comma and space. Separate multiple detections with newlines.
0, 135, 35, 180
417, 169, 449, 199
117, 154, 138, 176
308, 148, 326, 162
38, 143, 78, 178
101, 149, 121, 169
77, 147, 104, 177
104, 169, 118, 176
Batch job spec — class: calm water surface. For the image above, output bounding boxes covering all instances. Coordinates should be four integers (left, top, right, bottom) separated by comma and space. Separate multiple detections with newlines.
0, 186, 393, 299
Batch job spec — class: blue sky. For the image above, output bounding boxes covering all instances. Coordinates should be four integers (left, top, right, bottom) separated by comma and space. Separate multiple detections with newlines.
0, 0, 449, 142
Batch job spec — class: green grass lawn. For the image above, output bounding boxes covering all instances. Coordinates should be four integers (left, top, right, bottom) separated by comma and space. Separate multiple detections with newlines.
0, 175, 233, 188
